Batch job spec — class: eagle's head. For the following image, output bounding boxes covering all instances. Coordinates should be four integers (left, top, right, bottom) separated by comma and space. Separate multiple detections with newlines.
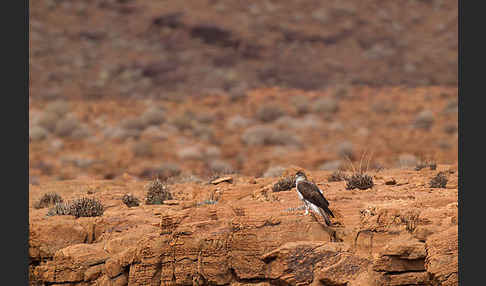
295, 171, 307, 182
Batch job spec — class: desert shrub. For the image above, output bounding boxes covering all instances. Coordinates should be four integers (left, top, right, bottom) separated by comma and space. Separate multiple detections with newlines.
430, 172, 448, 188
30, 126, 48, 141
139, 163, 182, 180
327, 170, 348, 182
141, 107, 166, 126
337, 141, 354, 159
272, 176, 296, 192
121, 117, 147, 131
69, 198, 105, 218
46, 100, 70, 117
37, 112, 61, 132
256, 105, 285, 122
226, 115, 253, 129
122, 194, 140, 207
171, 111, 196, 131
195, 113, 215, 124
146, 178, 173, 205
205, 146, 222, 159
415, 160, 437, 171
398, 154, 418, 168
177, 146, 205, 160
443, 124, 458, 134
333, 85, 352, 100
55, 117, 80, 137
70, 125, 93, 140
46, 202, 71, 216
413, 110, 435, 130
34, 192, 63, 209
191, 124, 214, 140
319, 160, 344, 171
312, 97, 339, 114
263, 166, 286, 178
241, 125, 301, 146
132, 141, 153, 157
104, 126, 141, 141
345, 173, 374, 190
208, 160, 234, 175
196, 199, 218, 206
371, 101, 395, 114
442, 99, 458, 114
291, 96, 310, 116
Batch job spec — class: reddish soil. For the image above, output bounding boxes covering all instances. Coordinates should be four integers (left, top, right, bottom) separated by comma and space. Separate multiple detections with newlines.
29, 1, 458, 285
29, 166, 458, 285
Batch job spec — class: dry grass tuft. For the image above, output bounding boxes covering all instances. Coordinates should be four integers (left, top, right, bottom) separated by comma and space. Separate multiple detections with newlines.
146, 178, 173, 205
34, 192, 64, 209
429, 172, 448, 188
272, 176, 296, 192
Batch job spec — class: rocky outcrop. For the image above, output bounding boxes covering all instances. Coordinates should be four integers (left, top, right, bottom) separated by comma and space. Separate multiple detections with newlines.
29, 167, 458, 285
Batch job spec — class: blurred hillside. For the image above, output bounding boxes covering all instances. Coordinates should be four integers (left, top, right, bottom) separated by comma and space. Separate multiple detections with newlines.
30, 0, 457, 100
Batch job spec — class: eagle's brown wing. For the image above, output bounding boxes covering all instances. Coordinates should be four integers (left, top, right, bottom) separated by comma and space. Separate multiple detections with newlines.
298, 181, 334, 218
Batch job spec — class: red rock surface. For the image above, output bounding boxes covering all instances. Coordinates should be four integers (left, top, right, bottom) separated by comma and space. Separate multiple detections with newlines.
29, 166, 458, 285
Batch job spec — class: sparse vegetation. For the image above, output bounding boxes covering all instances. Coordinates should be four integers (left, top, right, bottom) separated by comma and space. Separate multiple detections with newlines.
132, 141, 153, 157
121, 117, 147, 131
171, 111, 196, 131
345, 173, 374, 190
208, 160, 234, 175
413, 110, 435, 130
122, 194, 140, 207
30, 126, 48, 141
69, 197, 105, 218
139, 163, 182, 180
443, 124, 458, 134
337, 141, 354, 160
272, 176, 296, 192
415, 160, 437, 171
256, 105, 285, 123
37, 112, 61, 132
145, 178, 173, 205
241, 125, 301, 146
263, 166, 286, 178
45, 100, 70, 117
46, 202, 71, 216
140, 107, 166, 126
291, 95, 310, 116
312, 97, 339, 114
327, 170, 348, 182
55, 117, 81, 137
430, 172, 448, 188
34, 192, 64, 209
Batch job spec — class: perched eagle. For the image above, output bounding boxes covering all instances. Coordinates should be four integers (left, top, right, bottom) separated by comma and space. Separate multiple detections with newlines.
294, 171, 335, 226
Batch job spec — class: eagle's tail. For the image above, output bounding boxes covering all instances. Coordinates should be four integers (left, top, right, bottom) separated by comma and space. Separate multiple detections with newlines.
318, 207, 332, 226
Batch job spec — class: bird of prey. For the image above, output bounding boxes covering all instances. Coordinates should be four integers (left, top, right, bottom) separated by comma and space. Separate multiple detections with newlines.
294, 171, 335, 226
